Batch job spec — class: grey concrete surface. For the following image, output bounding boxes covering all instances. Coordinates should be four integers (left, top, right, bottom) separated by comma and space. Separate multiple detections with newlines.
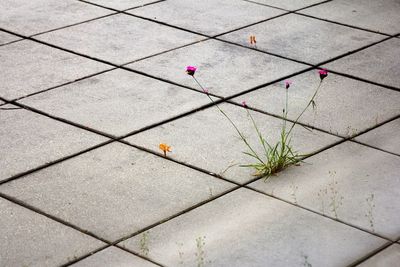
128, 0, 285, 36
0, 198, 104, 267
0, 142, 234, 241
220, 14, 383, 64
301, 0, 400, 35
1, 1, 399, 266
125, 103, 340, 184
83, 0, 161, 11
127, 39, 307, 97
0, 31, 20, 45
325, 38, 400, 89
20, 69, 211, 137
119, 188, 386, 267
0, 0, 112, 36
231, 71, 400, 136
0, 40, 110, 100
0, 105, 107, 182
37, 14, 205, 65
355, 118, 400, 155
71, 246, 158, 267
358, 244, 400, 267
249, 141, 400, 240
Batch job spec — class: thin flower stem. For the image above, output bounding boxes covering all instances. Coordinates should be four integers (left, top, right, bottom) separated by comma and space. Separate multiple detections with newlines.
192, 76, 265, 165
287, 80, 323, 135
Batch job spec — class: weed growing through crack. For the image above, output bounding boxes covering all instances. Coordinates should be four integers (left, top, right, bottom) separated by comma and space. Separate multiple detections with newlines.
139, 231, 150, 256
186, 66, 328, 180
328, 171, 344, 219
365, 193, 376, 232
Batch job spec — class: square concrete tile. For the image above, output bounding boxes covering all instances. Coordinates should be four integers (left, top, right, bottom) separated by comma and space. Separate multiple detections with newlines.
125, 103, 340, 184
249, 141, 400, 240
20, 69, 211, 137
128, 0, 284, 36
119, 188, 385, 267
0, 0, 112, 36
37, 14, 205, 65
232, 71, 400, 136
301, 0, 400, 35
0, 142, 234, 241
220, 14, 383, 64
0, 31, 20, 45
248, 0, 325, 10
84, 0, 161, 11
358, 244, 400, 267
0, 40, 110, 100
0, 198, 104, 267
71, 247, 157, 267
126, 39, 307, 97
325, 38, 400, 89
355, 118, 400, 155
0, 105, 107, 182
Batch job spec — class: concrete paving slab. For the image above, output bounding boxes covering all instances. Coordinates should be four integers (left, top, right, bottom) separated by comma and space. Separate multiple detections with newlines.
0, 31, 20, 45
0, 105, 107, 182
220, 14, 383, 64
231, 71, 400, 137
83, 0, 162, 11
119, 188, 385, 267
128, 0, 285, 36
0, 142, 234, 241
0, 40, 110, 100
325, 38, 400, 89
358, 244, 400, 267
248, 0, 325, 10
37, 14, 205, 65
20, 69, 211, 137
126, 39, 307, 97
0, 0, 112, 36
71, 246, 157, 267
125, 103, 340, 184
301, 0, 400, 35
249, 141, 400, 240
0, 198, 104, 267
355, 118, 400, 155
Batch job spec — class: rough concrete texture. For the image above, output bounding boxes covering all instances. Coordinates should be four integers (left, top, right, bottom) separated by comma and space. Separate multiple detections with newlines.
125, 103, 340, 184
301, 0, 400, 35
37, 14, 205, 65
355, 118, 400, 155
358, 244, 400, 267
325, 38, 400, 89
0, 105, 107, 182
249, 0, 325, 10
0, 0, 112, 36
83, 0, 161, 11
119, 188, 386, 267
249, 141, 400, 240
20, 69, 211, 137
0, 40, 110, 100
220, 14, 383, 64
0, 198, 104, 267
0, 142, 234, 241
127, 39, 308, 97
128, 0, 285, 36
231, 71, 400, 136
71, 247, 158, 267
0, 31, 20, 45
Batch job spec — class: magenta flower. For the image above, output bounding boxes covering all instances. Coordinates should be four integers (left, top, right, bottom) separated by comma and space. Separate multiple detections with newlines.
241, 101, 247, 107
285, 80, 293, 89
318, 69, 328, 80
186, 66, 197, 76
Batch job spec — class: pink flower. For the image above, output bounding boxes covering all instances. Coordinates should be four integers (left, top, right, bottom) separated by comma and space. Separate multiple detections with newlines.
186, 66, 197, 76
318, 69, 328, 80
284, 80, 292, 89
241, 101, 247, 107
